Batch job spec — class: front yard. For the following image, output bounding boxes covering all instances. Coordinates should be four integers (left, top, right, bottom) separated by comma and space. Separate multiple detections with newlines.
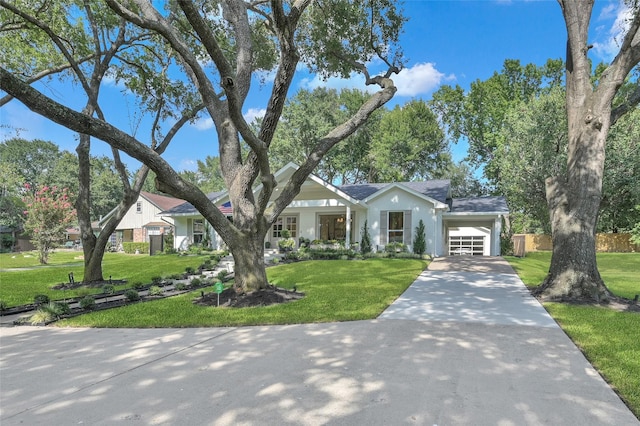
0, 251, 211, 307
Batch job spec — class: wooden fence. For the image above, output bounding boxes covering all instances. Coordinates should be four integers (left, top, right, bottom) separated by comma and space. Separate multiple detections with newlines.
512, 233, 640, 256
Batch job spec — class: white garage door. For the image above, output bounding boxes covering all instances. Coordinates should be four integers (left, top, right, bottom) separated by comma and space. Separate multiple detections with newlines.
449, 236, 485, 256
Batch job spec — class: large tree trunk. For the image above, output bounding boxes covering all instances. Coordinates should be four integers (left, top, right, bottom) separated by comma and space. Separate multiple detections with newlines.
537, 1, 640, 303
229, 230, 269, 293
76, 133, 104, 282
537, 174, 610, 302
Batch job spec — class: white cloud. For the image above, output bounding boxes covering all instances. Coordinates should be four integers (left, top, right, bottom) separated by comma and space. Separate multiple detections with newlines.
593, 2, 634, 61
178, 158, 197, 172
298, 62, 453, 97
394, 62, 455, 97
243, 108, 266, 124
193, 117, 214, 130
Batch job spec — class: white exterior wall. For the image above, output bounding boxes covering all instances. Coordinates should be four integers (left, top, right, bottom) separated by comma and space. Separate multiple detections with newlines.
366, 189, 438, 255
117, 198, 174, 230
172, 217, 190, 250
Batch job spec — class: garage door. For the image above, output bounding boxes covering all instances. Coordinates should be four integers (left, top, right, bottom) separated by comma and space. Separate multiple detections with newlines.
449, 236, 485, 256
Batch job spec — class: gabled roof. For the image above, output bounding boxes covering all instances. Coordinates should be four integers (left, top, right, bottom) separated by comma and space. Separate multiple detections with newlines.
98, 191, 184, 226
140, 191, 184, 211
449, 196, 509, 214
340, 180, 451, 205
160, 191, 227, 216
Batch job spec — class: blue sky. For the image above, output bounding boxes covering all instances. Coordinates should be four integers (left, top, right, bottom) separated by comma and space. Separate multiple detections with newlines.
0, 0, 628, 173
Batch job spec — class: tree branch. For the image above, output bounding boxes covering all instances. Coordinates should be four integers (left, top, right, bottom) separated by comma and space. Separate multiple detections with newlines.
0, 67, 235, 243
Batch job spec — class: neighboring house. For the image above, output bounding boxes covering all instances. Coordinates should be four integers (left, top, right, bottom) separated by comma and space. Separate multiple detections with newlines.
161, 163, 509, 257
99, 191, 185, 248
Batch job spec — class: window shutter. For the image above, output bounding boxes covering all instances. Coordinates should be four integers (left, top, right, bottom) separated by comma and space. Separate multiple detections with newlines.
380, 211, 387, 245
403, 210, 412, 246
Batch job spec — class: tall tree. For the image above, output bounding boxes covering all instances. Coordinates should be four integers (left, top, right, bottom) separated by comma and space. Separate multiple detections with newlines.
1, 0, 405, 293
1, 0, 201, 282
0, 138, 62, 193
538, 1, 640, 302
370, 99, 449, 182
430, 59, 565, 189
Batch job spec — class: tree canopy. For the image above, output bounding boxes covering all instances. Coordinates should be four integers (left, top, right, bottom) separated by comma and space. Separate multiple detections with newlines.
0, 0, 407, 292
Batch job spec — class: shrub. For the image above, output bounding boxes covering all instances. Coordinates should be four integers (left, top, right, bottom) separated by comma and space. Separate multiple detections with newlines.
385, 242, 407, 256
185, 266, 195, 274
0, 300, 7, 311
30, 307, 56, 325
122, 242, 150, 254
102, 284, 115, 295
132, 281, 145, 290
360, 220, 372, 254
148, 285, 163, 296
33, 294, 50, 306
191, 278, 202, 286
413, 219, 426, 256
151, 276, 162, 284
163, 230, 175, 253
79, 296, 96, 311
175, 282, 188, 291
53, 301, 71, 316
271, 257, 280, 265
278, 238, 295, 252
124, 289, 140, 302
217, 270, 229, 281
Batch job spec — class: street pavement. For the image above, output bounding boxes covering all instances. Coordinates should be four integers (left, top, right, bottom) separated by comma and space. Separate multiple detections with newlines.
0, 256, 637, 425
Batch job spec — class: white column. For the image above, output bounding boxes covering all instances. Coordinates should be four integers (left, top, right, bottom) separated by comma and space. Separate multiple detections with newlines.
345, 205, 351, 247
493, 216, 502, 256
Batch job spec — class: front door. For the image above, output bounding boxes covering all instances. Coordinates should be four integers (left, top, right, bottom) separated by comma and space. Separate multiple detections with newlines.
269, 215, 298, 248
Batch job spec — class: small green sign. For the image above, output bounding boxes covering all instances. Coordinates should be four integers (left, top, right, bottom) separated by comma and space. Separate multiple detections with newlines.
214, 282, 224, 294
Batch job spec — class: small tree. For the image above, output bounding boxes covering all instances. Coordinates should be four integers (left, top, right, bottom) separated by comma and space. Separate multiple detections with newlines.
22, 185, 76, 264
360, 220, 372, 254
631, 206, 640, 246
413, 219, 426, 256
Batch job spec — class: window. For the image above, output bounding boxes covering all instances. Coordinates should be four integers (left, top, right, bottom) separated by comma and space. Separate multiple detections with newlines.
147, 226, 161, 236
136, 201, 142, 213
272, 216, 297, 238
193, 219, 204, 244
388, 211, 404, 243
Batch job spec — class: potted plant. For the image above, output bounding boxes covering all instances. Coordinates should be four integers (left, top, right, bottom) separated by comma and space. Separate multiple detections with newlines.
278, 229, 295, 252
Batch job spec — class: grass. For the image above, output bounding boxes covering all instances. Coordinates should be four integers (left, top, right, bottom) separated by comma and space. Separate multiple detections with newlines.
0, 251, 210, 307
545, 303, 640, 418
57, 258, 428, 328
506, 252, 640, 418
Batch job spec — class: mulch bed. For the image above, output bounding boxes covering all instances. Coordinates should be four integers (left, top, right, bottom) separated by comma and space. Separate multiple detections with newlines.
52, 279, 128, 290
193, 285, 305, 308
533, 291, 640, 313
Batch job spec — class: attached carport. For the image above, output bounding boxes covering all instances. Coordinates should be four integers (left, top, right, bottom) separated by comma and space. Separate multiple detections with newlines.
441, 197, 509, 256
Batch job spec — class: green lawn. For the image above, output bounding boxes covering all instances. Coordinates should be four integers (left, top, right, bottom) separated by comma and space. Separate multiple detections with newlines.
506, 252, 640, 418
57, 259, 428, 327
508, 252, 640, 299
0, 251, 210, 307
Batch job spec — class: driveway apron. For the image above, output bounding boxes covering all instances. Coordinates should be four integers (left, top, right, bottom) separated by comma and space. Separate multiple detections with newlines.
0, 257, 637, 425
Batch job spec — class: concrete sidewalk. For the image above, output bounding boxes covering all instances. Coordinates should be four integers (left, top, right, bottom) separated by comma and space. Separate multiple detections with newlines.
0, 257, 637, 425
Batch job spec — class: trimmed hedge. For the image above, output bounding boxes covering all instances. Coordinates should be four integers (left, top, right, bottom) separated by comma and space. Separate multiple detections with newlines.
122, 242, 150, 254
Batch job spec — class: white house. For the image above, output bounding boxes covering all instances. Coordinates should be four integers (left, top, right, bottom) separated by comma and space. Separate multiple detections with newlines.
160, 163, 509, 256
99, 191, 184, 247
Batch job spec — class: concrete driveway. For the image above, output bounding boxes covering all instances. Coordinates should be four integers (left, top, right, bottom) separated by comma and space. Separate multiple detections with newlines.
0, 256, 637, 425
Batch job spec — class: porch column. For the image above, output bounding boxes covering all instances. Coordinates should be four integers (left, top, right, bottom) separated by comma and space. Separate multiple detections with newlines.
345, 205, 351, 247
492, 216, 502, 256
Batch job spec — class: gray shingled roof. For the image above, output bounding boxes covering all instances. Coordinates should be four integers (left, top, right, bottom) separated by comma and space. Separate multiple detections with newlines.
450, 196, 509, 213
339, 180, 451, 203
161, 191, 225, 215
